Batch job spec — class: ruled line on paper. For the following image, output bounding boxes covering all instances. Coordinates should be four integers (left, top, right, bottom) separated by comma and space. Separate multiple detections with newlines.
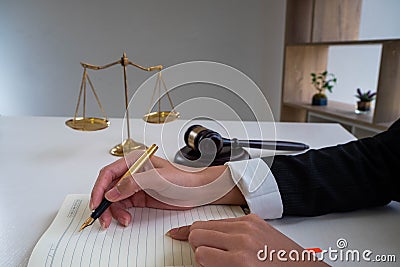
29, 194, 245, 267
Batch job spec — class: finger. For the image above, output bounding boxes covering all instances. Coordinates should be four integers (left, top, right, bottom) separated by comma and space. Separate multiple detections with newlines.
109, 202, 132, 227
90, 157, 130, 209
90, 150, 157, 209
104, 174, 141, 202
191, 217, 248, 234
189, 229, 235, 251
195, 246, 233, 267
98, 208, 113, 229
104, 168, 170, 202
166, 216, 245, 240
166, 225, 191, 240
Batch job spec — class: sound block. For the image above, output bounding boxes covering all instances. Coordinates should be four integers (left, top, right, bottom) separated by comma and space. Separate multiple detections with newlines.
174, 146, 250, 167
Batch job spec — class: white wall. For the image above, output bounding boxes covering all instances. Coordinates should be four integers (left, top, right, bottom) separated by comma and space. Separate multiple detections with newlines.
328, 0, 400, 106
327, 45, 381, 107
359, 0, 400, 40
0, 0, 286, 121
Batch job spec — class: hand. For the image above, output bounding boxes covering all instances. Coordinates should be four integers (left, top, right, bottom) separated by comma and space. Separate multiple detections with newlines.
90, 150, 245, 228
167, 214, 329, 267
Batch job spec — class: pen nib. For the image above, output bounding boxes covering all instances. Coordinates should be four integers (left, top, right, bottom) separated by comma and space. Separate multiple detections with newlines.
79, 217, 94, 232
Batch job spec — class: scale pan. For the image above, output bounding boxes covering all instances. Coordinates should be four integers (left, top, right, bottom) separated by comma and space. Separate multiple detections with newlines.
143, 111, 180, 124
65, 117, 110, 131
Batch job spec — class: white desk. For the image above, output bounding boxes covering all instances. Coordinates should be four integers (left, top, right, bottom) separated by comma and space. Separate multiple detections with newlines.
0, 116, 398, 266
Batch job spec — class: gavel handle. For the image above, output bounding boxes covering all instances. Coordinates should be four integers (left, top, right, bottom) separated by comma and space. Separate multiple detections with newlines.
231, 138, 309, 151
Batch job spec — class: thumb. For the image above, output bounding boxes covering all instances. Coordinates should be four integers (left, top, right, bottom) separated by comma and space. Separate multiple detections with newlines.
166, 225, 191, 240
104, 174, 141, 202
105, 168, 172, 202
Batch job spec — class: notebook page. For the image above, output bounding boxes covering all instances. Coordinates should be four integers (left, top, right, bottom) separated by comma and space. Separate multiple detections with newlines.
28, 194, 244, 267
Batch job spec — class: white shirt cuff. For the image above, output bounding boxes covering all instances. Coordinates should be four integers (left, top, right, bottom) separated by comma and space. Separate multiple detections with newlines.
225, 158, 283, 219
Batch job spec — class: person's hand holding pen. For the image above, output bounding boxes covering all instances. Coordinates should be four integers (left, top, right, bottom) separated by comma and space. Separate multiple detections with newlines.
89, 149, 246, 229
90, 149, 330, 266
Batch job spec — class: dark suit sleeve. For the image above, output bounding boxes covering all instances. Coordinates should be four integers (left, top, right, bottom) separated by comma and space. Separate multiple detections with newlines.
263, 119, 400, 216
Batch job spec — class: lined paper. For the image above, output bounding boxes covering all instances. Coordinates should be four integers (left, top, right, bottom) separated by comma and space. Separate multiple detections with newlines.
28, 194, 244, 267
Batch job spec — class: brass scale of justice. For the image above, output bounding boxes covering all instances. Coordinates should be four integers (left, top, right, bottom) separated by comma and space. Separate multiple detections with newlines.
65, 53, 179, 156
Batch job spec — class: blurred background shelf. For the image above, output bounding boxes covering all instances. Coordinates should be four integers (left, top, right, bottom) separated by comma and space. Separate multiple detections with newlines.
281, 0, 400, 138
283, 100, 389, 138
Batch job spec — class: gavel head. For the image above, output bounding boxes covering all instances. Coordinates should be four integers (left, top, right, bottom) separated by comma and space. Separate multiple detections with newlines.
184, 125, 224, 155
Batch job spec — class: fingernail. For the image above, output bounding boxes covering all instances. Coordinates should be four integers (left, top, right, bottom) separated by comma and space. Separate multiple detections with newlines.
165, 227, 178, 237
119, 217, 129, 227
99, 218, 107, 230
105, 187, 121, 201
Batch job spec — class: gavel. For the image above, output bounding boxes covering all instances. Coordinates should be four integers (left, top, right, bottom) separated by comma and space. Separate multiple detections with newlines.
184, 125, 309, 154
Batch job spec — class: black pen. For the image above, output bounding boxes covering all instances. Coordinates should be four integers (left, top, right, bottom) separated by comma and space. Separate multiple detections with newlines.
79, 144, 158, 231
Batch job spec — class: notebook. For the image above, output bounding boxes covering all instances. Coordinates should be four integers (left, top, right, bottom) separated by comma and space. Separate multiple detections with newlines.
28, 194, 245, 267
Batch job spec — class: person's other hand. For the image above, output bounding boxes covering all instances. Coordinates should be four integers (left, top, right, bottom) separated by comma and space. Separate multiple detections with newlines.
90, 150, 245, 228
167, 214, 329, 267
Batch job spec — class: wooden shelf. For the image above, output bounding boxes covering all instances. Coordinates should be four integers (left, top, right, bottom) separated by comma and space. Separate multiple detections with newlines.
283, 100, 390, 131
281, 0, 400, 137
286, 38, 400, 47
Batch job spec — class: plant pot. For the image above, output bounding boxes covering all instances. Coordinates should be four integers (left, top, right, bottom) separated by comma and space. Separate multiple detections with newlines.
312, 93, 327, 106
355, 101, 371, 114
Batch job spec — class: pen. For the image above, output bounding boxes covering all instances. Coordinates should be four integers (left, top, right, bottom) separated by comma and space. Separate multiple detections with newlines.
79, 144, 158, 231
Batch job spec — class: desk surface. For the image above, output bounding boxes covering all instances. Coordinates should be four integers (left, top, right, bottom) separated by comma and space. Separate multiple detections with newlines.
1, 116, 398, 266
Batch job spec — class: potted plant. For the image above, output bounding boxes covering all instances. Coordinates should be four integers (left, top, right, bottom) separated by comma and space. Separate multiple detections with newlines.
310, 71, 337, 106
355, 88, 376, 113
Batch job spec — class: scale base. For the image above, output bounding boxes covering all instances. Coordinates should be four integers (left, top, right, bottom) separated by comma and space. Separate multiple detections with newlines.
174, 146, 250, 167
110, 138, 146, 157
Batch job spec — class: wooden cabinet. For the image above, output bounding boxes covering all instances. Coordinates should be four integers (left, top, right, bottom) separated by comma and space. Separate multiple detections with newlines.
281, 0, 400, 137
